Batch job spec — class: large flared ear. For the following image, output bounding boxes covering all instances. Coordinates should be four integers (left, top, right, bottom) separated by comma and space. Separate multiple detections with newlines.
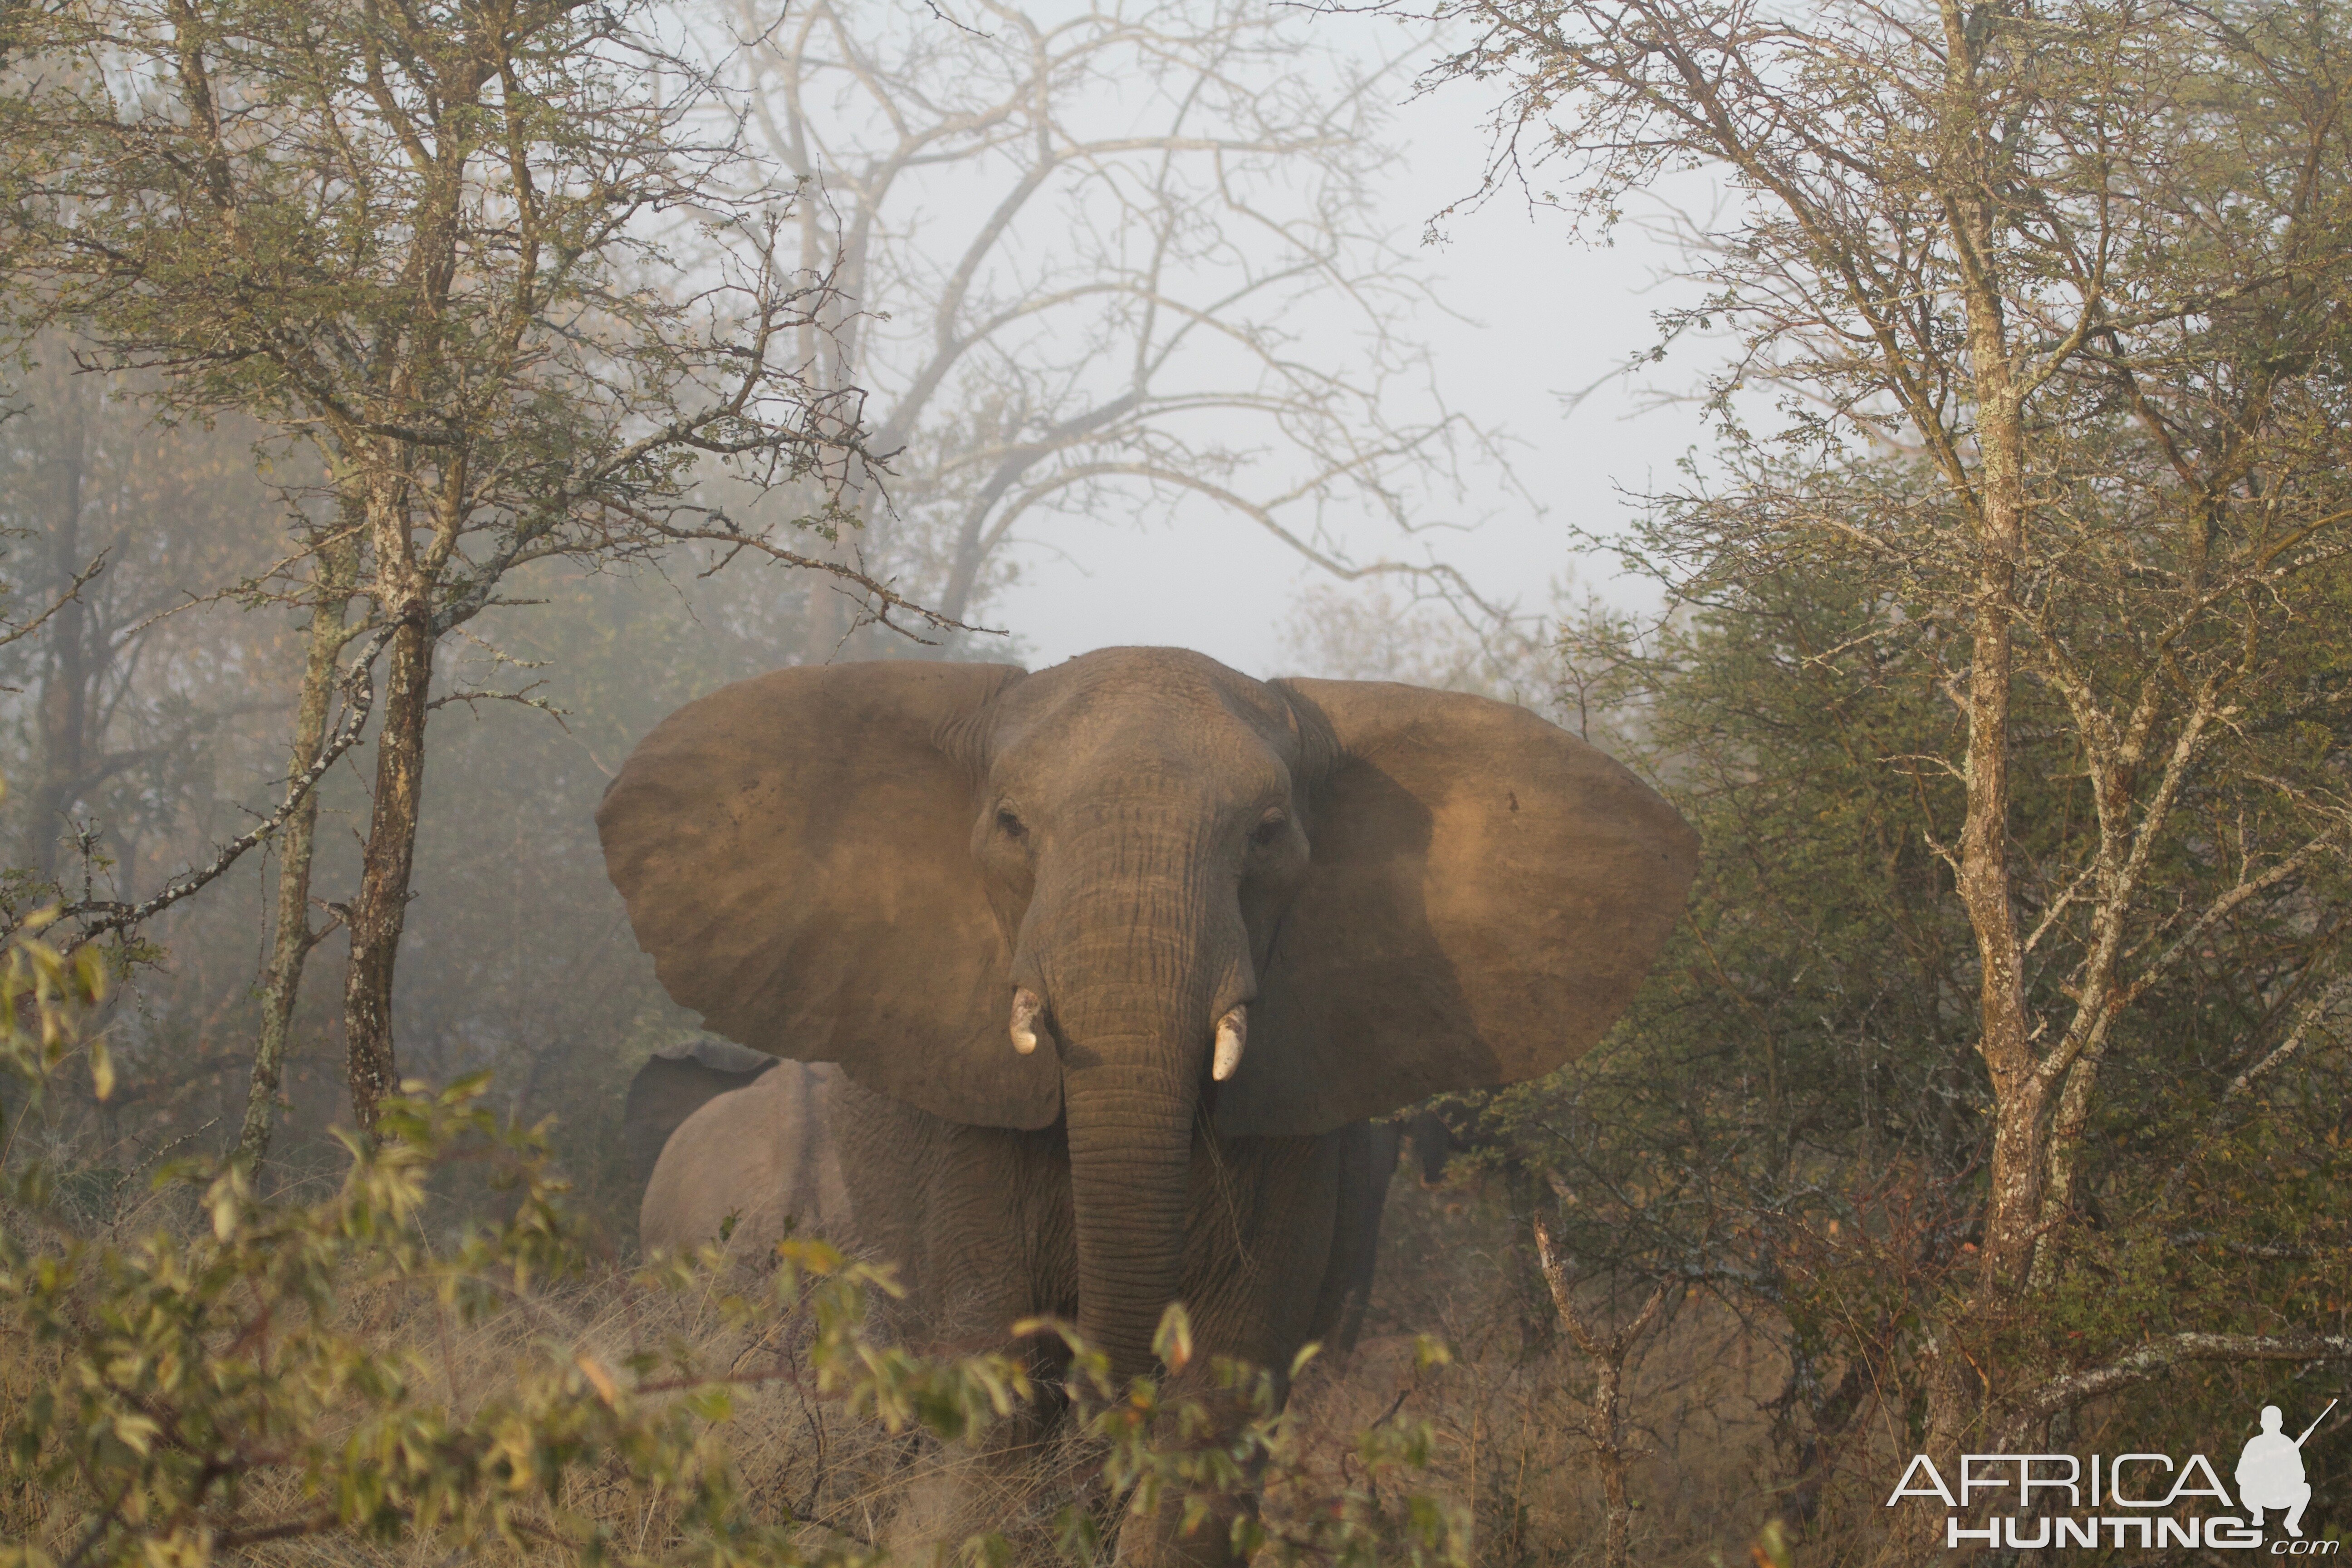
598, 661, 1059, 1131
1211, 679, 1698, 1137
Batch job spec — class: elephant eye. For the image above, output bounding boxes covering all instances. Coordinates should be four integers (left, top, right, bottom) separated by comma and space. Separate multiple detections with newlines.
1250, 810, 1287, 847
996, 808, 1027, 841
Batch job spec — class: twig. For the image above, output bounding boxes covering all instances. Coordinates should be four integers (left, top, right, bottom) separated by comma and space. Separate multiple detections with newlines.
34, 624, 397, 953
0, 551, 108, 651
1995, 1332, 2352, 1449
645, 521, 999, 643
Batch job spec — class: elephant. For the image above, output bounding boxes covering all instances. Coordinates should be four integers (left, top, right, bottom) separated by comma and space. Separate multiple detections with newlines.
628, 1037, 1405, 1354
633, 1052, 851, 1256
596, 647, 1696, 1557
622, 1035, 777, 1188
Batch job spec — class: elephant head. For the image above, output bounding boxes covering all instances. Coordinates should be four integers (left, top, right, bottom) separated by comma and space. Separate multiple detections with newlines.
596, 648, 1695, 1375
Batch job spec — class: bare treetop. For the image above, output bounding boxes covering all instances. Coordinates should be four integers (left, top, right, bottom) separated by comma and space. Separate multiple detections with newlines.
711, 0, 1522, 640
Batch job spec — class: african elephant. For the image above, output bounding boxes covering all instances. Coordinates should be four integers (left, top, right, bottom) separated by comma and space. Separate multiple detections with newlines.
631, 1037, 1402, 1355
633, 1053, 850, 1256
596, 647, 1695, 1556
622, 1036, 777, 1188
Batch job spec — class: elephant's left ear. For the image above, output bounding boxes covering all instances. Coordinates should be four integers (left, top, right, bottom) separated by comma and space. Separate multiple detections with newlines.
1211, 679, 1699, 1137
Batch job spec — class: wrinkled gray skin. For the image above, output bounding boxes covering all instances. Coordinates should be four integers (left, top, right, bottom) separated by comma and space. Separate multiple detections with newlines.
598, 647, 1696, 1563
637, 1058, 850, 1256
631, 1054, 1398, 1352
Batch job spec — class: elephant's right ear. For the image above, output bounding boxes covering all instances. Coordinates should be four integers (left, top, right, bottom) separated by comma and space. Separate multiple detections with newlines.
597, 662, 1058, 1130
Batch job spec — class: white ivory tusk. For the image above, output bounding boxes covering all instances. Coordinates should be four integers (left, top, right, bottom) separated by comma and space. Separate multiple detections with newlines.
1010, 988, 1045, 1055
1212, 1006, 1247, 1081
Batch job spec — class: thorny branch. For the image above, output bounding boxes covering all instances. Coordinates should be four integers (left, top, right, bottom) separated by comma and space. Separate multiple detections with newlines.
17, 624, 399, 953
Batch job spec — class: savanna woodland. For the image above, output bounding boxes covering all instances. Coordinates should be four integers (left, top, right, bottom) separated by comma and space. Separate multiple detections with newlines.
0, 0, 2347, 1562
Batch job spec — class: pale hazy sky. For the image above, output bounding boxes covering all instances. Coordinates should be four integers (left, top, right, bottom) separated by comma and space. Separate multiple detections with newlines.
980, 29, 1718, 679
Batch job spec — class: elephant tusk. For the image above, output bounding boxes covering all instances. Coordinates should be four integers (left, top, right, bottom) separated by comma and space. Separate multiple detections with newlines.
1212, 1006, 1247, 1081
1010, 988, 1046, 1055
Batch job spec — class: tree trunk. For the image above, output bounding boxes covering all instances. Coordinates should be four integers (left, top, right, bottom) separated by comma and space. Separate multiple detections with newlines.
25, 375, 92, 882
1885, 19, 2038, 1559
1941, 53, 2038, 1305
236, 536, 355, 1166
341, 606, 431, 1138
1531, 1213, 1671, 1568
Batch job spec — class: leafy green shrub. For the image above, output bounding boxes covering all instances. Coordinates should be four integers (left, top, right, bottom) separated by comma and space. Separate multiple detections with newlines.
0, 926, 1465, 1568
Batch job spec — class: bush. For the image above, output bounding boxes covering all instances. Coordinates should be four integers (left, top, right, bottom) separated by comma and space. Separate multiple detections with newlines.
0, 928, 1465, 1568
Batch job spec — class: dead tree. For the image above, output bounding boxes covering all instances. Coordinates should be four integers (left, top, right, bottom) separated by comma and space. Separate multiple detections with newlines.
715, 0, 1517, 648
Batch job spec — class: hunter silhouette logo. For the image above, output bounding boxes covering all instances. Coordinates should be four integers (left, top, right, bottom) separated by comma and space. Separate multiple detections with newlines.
1885, 1396, 2340, 1550
2240, 1400, 2336, 1539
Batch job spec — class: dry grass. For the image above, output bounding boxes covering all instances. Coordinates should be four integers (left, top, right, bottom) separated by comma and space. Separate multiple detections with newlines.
4, 1159, 1906, 1568
254, 1269, 1103, 1566
0, 1174, 1044, 1567
1294, 1177, 1896, 1567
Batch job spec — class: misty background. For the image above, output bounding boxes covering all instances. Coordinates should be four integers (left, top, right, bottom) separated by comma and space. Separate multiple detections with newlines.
8, 0, 2351, 1558
0, 0, 1714, 1204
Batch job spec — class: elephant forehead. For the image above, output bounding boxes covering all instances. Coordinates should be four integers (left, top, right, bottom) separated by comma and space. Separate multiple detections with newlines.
985, 648, 1301, 778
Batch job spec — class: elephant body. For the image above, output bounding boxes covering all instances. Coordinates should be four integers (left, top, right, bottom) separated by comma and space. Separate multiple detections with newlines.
638, 1058, 849, 1256
599, 647, 1696, 1560
829, 1075, 1398, 1367
628, 1056, 1400, 1362
622, 1035, 778, 1188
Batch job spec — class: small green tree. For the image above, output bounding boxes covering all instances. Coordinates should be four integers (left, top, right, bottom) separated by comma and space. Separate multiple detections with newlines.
0, 0, 961, 1136
1412, 0, 2352, 1539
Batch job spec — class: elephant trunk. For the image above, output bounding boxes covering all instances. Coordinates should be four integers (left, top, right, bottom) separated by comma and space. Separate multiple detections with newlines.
1028, 817, 1244, 1384
1062, 1046, 1197, 1381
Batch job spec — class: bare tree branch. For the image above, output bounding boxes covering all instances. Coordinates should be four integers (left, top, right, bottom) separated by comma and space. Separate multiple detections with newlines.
1997, 1333, 2352, 1450
29, 623, 397, 954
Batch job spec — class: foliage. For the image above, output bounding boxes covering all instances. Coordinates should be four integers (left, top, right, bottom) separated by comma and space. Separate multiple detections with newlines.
1073, 1313, 1465, 1568
1457, 554, 2352, 1545
1401, 0, 2352, 1542
1, 1093, 990, 1565
0, 0, 965, 1134
0, 916, 1465, 1568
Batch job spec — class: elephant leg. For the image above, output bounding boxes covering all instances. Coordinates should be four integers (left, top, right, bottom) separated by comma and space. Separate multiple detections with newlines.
915, 1117, 1078, 1356
899, 1122, 1083, 1557
1306, 1121, 1401, 1361
833, 1078, 1078, 1341
830, 1078, 942, 1340
1180, 1132, 1343, 1375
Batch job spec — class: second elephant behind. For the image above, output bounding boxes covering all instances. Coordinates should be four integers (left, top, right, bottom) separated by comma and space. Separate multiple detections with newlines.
637, 1054, 850, 1257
